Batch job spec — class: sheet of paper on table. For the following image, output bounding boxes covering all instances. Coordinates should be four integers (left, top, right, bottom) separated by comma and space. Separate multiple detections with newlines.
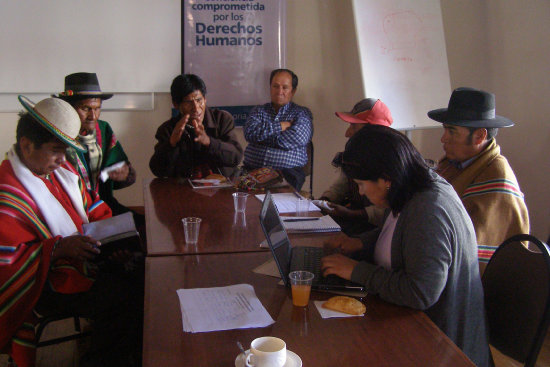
255, 193, 321, 213
176, 283, 275, 333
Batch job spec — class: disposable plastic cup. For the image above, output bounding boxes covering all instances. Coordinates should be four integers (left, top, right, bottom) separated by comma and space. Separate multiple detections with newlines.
296, 198, 310, 215
182, 217, 202, 245
233, 192, 249, 213
289, 270, 314, 307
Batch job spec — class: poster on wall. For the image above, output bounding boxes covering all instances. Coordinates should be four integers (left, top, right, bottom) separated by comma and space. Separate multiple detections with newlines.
182, 0, 286, 126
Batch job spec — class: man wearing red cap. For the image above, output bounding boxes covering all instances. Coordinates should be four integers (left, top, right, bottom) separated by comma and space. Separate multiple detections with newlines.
319, 98, 393, 235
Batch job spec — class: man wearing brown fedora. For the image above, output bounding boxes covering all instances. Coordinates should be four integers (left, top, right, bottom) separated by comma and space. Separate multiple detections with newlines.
56, 72, 137, 217
319, 98, 393, 235
428, 87, 529, 273
0, 96, 141, 366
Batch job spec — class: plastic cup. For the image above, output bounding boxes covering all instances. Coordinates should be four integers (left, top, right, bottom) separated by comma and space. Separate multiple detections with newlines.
182, 217, 201, 245
289, 270, 314, 307
233, 192, 249, 213
296, 198, 310, 215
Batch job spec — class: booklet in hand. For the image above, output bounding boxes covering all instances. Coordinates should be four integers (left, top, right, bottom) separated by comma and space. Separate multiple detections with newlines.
81, 212, 141, 261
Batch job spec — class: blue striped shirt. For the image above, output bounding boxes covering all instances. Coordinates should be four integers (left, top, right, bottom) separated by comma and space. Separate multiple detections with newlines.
243, 102, 313, 169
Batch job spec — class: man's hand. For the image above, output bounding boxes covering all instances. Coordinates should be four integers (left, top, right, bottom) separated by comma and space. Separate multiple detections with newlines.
280, 121, 292, 131
325, 203, 367, 219
52, 235, 101, 262
170, 114, 191, 147
324, 232, 363, 255
321, 253, 358, 280
192, 119, 211, 147
108, 163, 130, 182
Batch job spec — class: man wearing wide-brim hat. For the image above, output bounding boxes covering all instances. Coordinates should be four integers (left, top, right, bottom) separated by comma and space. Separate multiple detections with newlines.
56, 72, 137, 217
428, 87, 529, 274
0, 96, 140, 366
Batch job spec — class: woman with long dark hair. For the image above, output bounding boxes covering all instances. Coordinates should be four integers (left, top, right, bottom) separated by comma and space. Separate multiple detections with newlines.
321, 125, 491, 367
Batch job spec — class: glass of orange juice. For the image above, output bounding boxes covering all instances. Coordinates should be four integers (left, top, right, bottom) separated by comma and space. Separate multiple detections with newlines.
289, 271, 314, 307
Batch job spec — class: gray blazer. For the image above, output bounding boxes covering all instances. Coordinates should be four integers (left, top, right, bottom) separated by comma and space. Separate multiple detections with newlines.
352, 173, 491, 367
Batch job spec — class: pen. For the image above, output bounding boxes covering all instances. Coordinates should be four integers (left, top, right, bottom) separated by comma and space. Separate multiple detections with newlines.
292, 191, 302, 199
283, 218, 320, 222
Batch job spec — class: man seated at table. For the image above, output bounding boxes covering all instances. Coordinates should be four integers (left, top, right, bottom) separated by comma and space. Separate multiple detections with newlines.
243, 68, 313, 191
0, 96, 141, 367
319, 98, 392, 235
149, 74, 243, 179
428, 87, 529, 273
57, 72, 137, 217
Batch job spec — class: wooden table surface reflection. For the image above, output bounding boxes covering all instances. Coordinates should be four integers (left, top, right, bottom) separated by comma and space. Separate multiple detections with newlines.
143, 178, 326, 256
144, 178, 273, 256
143, 253, 475, 367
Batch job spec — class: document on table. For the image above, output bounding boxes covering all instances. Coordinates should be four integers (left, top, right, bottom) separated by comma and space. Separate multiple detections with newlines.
176, 284, 274, 333
255, 193, 321, 213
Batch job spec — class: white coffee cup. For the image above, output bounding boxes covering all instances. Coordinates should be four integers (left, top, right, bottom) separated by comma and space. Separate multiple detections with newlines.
245, 336, 286, 367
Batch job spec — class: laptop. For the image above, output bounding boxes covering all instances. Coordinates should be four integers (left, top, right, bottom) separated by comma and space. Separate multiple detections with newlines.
259, 191, 365, 292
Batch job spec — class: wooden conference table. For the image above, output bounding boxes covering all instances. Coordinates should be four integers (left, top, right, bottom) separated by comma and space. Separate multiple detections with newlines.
143, 178, 324, 256
142, 178, 475, 366
143, 253, 475, 366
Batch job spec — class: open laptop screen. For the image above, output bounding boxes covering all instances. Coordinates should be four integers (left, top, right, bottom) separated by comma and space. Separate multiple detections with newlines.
259, 192, 292, 286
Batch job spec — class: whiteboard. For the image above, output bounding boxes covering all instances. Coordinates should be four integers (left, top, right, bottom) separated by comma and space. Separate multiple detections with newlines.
352, 0, 451, 130
0, 0, 180, 93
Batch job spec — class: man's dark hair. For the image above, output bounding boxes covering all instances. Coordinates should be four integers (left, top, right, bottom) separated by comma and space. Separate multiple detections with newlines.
342, 125, 434, 214
269, 69, 298, 90
466, 127, 498, 143
16, 113, 58, 149
170, 74, 207, 104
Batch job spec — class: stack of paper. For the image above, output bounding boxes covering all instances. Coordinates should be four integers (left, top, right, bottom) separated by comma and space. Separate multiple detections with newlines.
282, 215, 341, 233
176, 284, 274, 333
255, 193, 321, 214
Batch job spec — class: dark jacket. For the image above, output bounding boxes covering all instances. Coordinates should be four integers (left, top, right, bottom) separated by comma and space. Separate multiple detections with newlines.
149, 107, 243, 178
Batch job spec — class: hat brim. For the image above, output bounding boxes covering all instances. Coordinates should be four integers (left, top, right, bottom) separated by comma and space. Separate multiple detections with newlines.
427, 108, 515, 128
18, 95, 86, 152
57, 92, 113, 100
335, 111, 392, 126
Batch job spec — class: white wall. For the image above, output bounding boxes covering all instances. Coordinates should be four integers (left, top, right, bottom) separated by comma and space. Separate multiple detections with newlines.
0, 0, 548, 240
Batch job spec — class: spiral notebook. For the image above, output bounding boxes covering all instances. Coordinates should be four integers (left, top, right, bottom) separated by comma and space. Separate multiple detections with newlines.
282, 215, 341, 233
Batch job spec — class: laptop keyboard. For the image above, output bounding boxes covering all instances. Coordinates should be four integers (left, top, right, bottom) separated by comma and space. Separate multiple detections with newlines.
290, 247, 342, 286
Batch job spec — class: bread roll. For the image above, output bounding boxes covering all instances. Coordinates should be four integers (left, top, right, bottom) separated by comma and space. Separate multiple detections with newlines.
322, 296, 366, 315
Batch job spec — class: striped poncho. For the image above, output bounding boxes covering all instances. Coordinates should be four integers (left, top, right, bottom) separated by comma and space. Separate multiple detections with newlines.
0, 159, 111, 367
436, 139, 530, 273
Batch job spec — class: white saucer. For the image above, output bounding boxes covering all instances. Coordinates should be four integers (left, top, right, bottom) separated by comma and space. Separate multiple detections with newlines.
235, 349, 302, 367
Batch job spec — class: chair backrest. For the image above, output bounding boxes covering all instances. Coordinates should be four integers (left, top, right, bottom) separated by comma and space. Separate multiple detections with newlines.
302, 140, 314, 197
482, 234, 550, 367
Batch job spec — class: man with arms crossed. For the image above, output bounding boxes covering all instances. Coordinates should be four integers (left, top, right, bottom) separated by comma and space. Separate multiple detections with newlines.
243, 68, 313, 190
428, 87, 529, 273
150, 73, 243, 179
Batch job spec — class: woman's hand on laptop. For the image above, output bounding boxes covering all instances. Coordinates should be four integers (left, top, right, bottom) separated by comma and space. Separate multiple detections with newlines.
324, 232, 363, 255
321, 254, 358, 280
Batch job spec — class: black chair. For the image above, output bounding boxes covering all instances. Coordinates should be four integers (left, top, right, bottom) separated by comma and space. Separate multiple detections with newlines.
302, 140, 314, 198
34, 313, 91, 348
482, 234, 550, 367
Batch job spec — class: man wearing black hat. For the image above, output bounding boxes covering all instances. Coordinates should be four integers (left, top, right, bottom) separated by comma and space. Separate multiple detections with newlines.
57, 72, 136, 216
428, 87, 529, 273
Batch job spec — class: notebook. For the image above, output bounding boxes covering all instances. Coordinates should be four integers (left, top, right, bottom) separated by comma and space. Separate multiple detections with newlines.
282, 215, 341, 233
259, 191, 365, 292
